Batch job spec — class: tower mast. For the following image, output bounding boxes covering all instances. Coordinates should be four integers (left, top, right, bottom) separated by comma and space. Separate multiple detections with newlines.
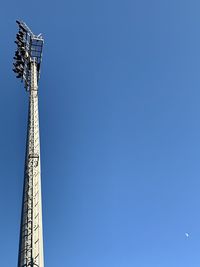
13, 20, 44, 267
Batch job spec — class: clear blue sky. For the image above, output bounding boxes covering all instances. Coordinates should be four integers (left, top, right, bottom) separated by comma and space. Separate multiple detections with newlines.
0, 0, 200, 266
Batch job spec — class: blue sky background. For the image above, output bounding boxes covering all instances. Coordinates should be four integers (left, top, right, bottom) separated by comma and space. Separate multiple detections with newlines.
0, 0, 200, 266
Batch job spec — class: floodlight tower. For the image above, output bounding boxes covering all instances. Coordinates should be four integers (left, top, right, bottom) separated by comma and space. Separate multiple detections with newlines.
13, 20, 44, 267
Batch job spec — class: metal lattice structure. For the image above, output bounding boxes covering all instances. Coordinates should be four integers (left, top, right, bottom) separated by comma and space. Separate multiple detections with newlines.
13, 20, 44, 267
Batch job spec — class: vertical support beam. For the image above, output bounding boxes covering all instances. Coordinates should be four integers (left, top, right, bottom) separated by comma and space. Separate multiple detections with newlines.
18, 60, 44, 267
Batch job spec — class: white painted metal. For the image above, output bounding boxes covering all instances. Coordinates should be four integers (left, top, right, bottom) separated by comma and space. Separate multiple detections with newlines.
18, 60, 44, 267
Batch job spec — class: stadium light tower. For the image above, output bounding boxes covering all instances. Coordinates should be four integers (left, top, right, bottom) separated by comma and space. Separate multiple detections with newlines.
13, 20, 44, 267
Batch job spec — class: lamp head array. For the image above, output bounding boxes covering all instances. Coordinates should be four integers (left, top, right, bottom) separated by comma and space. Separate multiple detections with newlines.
13, 20, 44, 91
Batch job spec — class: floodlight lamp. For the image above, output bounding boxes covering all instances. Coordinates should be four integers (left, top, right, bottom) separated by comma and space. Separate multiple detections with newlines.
19, 25, 26, 32
14, 55, 21, 60
18, 31, 24, 36
16, 35, 23, 41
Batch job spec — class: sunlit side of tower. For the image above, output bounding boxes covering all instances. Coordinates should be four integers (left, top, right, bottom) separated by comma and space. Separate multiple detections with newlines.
13, 20, 44, 267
